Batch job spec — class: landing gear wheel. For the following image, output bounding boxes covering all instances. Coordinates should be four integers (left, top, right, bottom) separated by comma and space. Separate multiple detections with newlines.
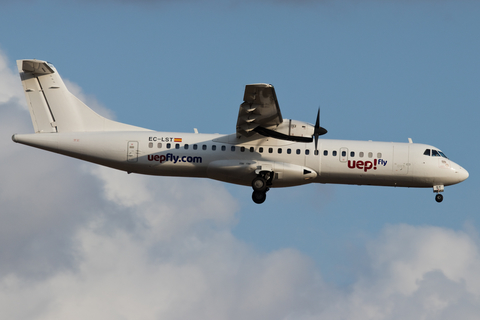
435, 194, 444, 203
252, 176, 268, 192
252, 191, 267, 204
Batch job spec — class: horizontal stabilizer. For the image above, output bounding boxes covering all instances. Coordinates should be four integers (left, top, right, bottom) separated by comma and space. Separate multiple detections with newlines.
22, 60, 54, 75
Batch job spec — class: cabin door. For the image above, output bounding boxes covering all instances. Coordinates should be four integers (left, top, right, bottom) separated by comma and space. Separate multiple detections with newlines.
393, 144, 409, 175
127, 141, 139, 162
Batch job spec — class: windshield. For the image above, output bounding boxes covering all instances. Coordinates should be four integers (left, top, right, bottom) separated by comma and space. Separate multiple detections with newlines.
424, 149, 448, 159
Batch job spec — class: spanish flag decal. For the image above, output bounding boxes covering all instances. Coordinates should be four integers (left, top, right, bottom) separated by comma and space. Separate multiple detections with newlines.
174, 138, 182, 142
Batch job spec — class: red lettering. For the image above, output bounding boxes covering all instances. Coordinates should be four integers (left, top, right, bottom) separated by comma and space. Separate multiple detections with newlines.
347, 159, 381, 172
154, 155, 160, 161
364, 161, 373, 172
356, 160, 364, 169
348, 160, 356, 169
159, 155, 166, 163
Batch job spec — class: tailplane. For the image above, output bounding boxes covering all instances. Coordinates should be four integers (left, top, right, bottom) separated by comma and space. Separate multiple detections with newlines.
18, 60, 150, 133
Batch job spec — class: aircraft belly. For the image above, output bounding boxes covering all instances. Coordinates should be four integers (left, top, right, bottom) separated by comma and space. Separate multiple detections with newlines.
206, 159, 317, 188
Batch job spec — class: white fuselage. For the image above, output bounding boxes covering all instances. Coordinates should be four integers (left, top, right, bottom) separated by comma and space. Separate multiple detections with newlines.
12, 131, 469, 190
13, 59, 469, 204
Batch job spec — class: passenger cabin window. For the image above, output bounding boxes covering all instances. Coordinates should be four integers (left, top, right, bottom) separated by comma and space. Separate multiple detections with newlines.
324, 150, 328, 156
212, 145, 216, 151
202, 145, 207, 150
278, 148, 282, 154
333, 150, 337, 156
305, 149, 310, 155
240, 147, 245, 152
184, 144, 189, 150
231, 146, 235, 152
166, 143, 171, 149
175, 144, 180, 149
296, 149, 301, 155
287, 149, 291, 154
359, 152, 364, 158
342, 151, 346, 157
259, 147, 263, 153
268, 148, 273, 153
193, 144, 198, 150
314, 150, 319, 156
148, 142, 153, 148
250, 147, 254, 152
377, 153, 382, 158
368, 152, 373, 158
221, 145, 226, 151
157, 143, 162, 148
350, 151, 355, 157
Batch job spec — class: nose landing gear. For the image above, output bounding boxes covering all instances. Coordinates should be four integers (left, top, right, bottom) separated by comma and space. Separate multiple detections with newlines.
433, 185, 444, 203
435, 194, 444, 203
251, 171, 273, 204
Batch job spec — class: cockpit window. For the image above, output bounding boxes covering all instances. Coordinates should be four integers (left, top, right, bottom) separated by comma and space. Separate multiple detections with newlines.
424, 148, 448, 158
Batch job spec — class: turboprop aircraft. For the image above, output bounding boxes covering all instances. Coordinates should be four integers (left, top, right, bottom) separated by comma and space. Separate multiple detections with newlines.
12, 59, 469, 204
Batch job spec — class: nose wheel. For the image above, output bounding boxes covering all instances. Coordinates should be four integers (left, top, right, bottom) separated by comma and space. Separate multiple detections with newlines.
433, 185, 444, 203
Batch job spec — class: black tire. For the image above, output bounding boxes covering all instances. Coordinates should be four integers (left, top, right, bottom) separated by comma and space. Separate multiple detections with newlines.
252, 191, 267, 204
435, 194, 443, 203
252, 176, 267, 192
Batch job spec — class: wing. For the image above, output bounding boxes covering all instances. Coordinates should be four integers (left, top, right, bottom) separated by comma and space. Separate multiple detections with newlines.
236, 84, 283, 137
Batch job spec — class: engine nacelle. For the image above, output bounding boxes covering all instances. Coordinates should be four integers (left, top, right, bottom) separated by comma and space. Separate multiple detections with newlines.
250, 119, 317, 143
270, 119, 315, 138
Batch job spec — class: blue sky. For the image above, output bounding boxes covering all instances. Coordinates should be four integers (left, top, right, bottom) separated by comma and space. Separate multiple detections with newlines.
1, 1, 480, 319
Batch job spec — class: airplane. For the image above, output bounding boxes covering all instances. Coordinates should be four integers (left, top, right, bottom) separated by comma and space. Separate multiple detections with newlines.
12, 59, 469, 204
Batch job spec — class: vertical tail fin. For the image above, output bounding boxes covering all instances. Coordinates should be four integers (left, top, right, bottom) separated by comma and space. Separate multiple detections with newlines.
18, 60, 149, 133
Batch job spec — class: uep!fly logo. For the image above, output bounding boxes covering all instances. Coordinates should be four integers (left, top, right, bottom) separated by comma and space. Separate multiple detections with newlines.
347, 159, 387, 172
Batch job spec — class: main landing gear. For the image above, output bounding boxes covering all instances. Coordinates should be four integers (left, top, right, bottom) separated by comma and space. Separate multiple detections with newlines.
434, 185, 444, 203
251, 171, 273, 204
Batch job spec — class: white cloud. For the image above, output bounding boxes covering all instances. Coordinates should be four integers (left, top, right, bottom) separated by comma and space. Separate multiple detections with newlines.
0, 50, 23, 105
2, 49, 480, 320
318, 225, 480, 320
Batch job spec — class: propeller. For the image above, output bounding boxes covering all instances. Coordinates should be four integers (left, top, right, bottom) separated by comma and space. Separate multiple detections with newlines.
313, 108, 328, 152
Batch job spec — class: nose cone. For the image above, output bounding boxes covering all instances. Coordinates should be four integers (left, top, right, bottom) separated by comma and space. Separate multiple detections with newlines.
457, 166, 469, 183
437, 160, 469, 186
446, 162, 469, 185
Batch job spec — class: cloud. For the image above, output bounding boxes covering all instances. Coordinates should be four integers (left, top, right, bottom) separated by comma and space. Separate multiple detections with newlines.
2, 49, 480, 320
327, 224, 480, 320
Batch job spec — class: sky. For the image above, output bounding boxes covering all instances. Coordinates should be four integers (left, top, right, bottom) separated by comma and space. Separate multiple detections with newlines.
1, 0, 480, 319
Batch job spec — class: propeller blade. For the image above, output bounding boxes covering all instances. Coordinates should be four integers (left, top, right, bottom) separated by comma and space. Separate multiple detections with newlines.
313, 108, 327, 152
314, 109, 320, 151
